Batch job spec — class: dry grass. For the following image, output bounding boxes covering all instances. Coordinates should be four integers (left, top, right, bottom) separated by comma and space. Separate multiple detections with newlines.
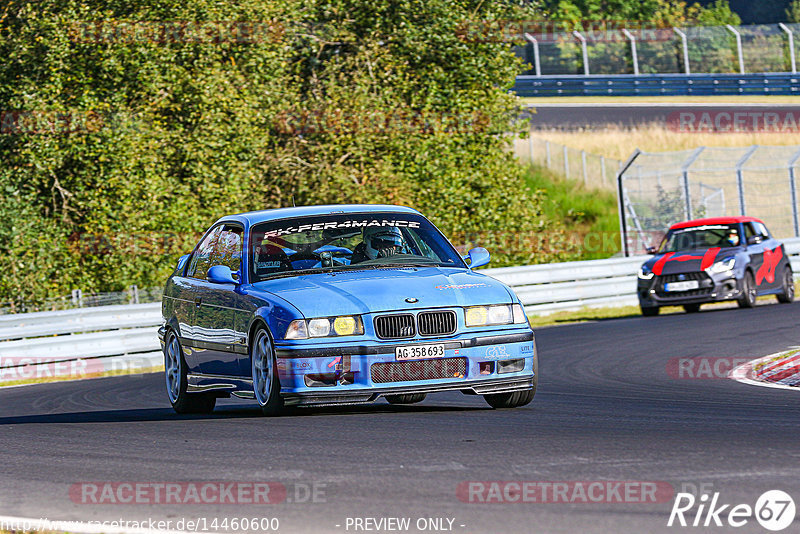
532, 123, 800, 161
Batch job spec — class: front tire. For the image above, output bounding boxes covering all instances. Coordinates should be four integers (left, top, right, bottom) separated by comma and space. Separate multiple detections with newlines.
738, 271, 757, 308
641, 305, 660, 317
385, 393, 427, 405
777, 268, 794, 304
164, 330, 216, 414
484, 388, 535, 409
251, 326, 284, 416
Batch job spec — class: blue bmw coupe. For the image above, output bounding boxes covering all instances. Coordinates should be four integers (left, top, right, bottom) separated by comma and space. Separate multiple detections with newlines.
159, 205, 537, 415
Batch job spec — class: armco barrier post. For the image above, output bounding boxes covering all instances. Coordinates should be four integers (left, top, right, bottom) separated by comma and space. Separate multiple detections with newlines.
779, 23, 797, 74
726, 25, 745, 75
622, 28, 639, 76
523, 33, 542, 77
573, 31, 589, 75
735, 146, 758, 216
581, 150, 588, 186
617, 149, 642, 257
674, 27, 691, 75
546, 141, 551, 168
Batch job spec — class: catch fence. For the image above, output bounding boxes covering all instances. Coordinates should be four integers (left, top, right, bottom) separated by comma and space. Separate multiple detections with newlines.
618, 145, 800, 255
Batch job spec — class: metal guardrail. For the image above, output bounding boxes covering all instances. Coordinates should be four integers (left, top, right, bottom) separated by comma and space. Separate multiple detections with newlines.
485, 237, 800, 314
513, 73, 800, 97
3, 240, 800, 378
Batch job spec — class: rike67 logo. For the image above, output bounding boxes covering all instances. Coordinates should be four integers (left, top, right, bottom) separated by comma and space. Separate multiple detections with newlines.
668, 490, 795, 531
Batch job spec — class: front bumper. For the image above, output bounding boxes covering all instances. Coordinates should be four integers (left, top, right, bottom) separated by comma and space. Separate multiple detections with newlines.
272, 329, 537, 407
638, 270, 743, 307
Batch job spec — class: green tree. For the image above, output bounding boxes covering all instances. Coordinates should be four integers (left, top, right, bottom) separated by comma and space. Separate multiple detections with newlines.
0, 0, 570, 310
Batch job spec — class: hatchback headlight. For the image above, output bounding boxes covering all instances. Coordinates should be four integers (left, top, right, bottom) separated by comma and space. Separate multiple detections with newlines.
466, 304, 526, 327
285, 316, 364, 339
638, 267, 655, 280
706, 257, 736, 274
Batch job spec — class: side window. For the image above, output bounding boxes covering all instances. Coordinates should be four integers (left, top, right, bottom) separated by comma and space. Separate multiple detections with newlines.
754, 222, 770, 239
214, 226, 243, 273
744, 223, 756, 243
187, 226, 222, 279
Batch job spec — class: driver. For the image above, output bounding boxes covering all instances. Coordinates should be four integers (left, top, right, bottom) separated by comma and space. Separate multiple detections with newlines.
726, 228, 740, 247
351, 226, 408, 263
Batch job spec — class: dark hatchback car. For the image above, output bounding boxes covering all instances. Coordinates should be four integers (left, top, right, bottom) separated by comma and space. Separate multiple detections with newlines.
638, 216, 794, 316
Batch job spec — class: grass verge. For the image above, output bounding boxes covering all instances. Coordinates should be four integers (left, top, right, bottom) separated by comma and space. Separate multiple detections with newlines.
0, 365, 164, 388
532, 123, 800, 161
524, 164, 620, 260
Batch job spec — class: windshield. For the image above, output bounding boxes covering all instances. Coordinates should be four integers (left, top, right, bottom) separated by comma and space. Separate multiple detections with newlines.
659, 224, 740, 253
249, 212, 466, 282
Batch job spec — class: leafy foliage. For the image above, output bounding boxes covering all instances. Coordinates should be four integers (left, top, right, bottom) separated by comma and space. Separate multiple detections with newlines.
0, 0, 565, 310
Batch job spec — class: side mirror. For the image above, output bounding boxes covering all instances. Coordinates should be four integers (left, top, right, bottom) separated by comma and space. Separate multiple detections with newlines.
747, 235, 762, 245
207, 265, 240, 285
466, 247, 491, 269
646, 246, 657, 255
176, 253, 190, 271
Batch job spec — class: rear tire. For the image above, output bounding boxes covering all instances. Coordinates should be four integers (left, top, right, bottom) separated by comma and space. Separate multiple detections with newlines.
484, 388, 535, 409
251, 326, 284, 416
738, 271, 757, 308
385, 393, 427, 405
641, 306, 660, 317
777, 268, 794, 304
683, 303, 701, 313
164, 330, 216, 414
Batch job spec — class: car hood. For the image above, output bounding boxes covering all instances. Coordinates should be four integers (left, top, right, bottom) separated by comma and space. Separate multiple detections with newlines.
248, 267, 513, 317
643, 247, 740, 275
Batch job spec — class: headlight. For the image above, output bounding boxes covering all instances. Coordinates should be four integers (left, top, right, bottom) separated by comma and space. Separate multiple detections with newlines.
706, 257, 736, 274
638, 267, 655, 280
465, 305, 517, 327
284, 316, 364, 339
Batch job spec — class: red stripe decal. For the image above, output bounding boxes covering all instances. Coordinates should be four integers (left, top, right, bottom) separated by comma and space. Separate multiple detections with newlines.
652, 253, 675, 276
701, 248, 721, 271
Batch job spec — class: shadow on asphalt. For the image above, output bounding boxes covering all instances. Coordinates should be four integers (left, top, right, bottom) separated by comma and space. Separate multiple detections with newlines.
0, 402, 490, 425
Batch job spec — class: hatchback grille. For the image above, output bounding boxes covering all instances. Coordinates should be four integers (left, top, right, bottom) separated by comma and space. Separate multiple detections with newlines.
371, 357, 466, 383
655, 272, 714, 298
374, 314, 415, 339
417, 311, 457, 336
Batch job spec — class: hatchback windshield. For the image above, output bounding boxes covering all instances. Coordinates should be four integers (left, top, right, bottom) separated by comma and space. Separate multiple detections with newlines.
659, 224, 740, 252
249, 212, 466, 281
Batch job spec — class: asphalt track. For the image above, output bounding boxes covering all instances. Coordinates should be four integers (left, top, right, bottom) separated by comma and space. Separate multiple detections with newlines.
524, 103, 800, 129
1, 303, 800, 533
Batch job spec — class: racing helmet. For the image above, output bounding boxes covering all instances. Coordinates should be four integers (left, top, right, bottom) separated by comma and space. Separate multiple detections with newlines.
363, 226, 407, 259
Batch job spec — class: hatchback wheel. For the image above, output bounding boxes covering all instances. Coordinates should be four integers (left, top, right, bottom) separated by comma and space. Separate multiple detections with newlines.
777, 268, 794, 304
737, 272, 757, 308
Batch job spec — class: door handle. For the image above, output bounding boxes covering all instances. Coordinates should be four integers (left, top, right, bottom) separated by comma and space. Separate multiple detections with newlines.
195, 297, 202, 308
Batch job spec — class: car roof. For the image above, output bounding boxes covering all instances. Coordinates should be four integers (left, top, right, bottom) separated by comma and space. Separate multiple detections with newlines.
215, 204, 422, 227
669, 216, 765, 230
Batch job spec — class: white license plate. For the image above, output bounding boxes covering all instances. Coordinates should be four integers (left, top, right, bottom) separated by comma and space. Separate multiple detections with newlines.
665, 280, 699, 292
395, 344, 446, 361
